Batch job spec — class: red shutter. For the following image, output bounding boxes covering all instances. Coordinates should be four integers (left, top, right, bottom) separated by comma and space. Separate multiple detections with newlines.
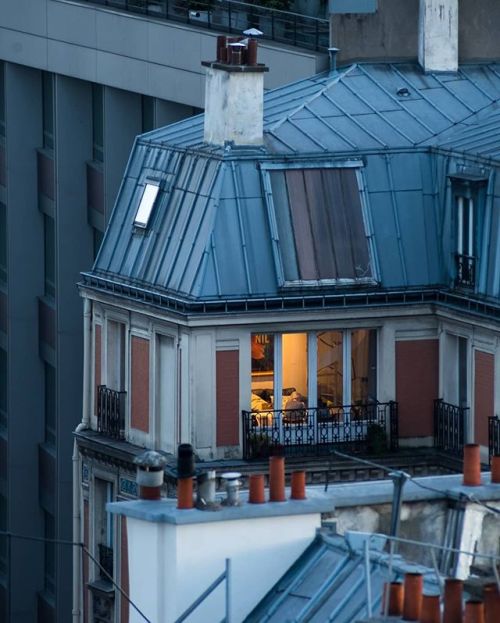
474, 350, 494, 446
131, 336, 149, 433
216, 350, 239, 446
396, 339, 439, 438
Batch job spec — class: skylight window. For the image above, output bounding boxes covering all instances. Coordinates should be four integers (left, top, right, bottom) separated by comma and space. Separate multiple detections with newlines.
268, 167, 372, 284
134, 183, 160, 229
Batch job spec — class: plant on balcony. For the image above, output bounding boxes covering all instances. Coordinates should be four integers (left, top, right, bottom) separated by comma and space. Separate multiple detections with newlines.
366, 423, 387, 455
249, 431, 271, 458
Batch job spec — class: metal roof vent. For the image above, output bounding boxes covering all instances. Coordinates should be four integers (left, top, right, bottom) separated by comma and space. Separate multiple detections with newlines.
221, 472, 242, 506
196, 470, 220, 511
328, 47, 340, 73
134, 450, 167, 500
397, 87, 410, 97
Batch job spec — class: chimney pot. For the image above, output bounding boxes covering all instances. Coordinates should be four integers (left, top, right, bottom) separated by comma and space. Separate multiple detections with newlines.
403, 572, 424, 621
444, 578, 464, 623
483, 583, 500, 623
249, 474, 265, 504
463, 444, 482, 486
491, 455, 500, 484
291, 471, 306, 500
269, 456, 286, 502
382, 581, 404, 617
420, 594, 441, 623
464, 600, 485, 623
134, 450, 166, 500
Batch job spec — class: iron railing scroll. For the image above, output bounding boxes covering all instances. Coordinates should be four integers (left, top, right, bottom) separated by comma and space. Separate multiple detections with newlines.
455, 253, 476, 288
97, 385, 126, 440
242, 401, 398, 460
434, 399, 468, 456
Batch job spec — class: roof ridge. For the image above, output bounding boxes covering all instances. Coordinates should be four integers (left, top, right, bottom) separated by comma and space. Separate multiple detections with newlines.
267, 64, 358, 135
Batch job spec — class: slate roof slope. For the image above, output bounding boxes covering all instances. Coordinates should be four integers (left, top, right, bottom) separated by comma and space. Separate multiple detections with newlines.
89, 61, 500, 303
245, 532, 444, 623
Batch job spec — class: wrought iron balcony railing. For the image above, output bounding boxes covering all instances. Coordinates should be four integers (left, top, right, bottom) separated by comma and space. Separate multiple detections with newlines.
242, 401, 398, 460
434, 399, 468, 456
455, 253, 476, 288
78, 1, 329, 51
97, 385, 126, 440
98, 543, 114, 579
489, 416, 500, 464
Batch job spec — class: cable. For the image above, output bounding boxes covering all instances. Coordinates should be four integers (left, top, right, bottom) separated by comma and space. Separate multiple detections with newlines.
0, 530, 152, 623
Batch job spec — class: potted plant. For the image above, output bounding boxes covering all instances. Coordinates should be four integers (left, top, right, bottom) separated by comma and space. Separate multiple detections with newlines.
366, 423, 387, 455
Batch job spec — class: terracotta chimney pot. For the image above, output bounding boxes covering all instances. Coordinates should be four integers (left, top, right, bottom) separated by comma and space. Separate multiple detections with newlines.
490, 456, 500, 484
269, 455, 286, 502
420, 594, 441, 623
177, 477, 194, 510
249, 474, 265, 504
291, 471, 306, 500
483, 583, 500, 623
403, 572, 424, 621
464, 600, 485, 623
443, 578, 463, 623
382, 581, 404, 617
463, 444, 482, 486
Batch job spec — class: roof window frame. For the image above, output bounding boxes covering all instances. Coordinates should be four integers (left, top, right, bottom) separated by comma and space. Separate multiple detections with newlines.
133, 180, 161, 230
260, 159, 379, 289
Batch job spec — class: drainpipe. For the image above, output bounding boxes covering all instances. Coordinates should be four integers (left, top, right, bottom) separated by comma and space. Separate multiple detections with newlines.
389, 470, 409, 547
72, 297, 92, 622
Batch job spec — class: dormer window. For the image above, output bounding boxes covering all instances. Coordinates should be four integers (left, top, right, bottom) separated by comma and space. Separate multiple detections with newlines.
134, 183, 160, 229
264, 164, 374, 287
456, 195, 475, 287
451, 172, 487, 289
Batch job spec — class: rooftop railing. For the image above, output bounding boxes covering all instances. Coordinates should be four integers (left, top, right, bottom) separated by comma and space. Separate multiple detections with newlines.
434, 399, 468, 457
455, 253, 476, 288
78, 1, 330, 51
242, 401, 398, 460
97, 385, 126, 440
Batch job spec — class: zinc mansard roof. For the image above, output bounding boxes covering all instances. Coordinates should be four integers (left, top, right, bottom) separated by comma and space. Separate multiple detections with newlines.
89, 61, 500, 304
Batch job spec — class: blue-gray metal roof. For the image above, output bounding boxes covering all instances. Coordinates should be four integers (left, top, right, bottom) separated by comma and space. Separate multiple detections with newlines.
246, 532, 446, 623
89, 61, 500, 304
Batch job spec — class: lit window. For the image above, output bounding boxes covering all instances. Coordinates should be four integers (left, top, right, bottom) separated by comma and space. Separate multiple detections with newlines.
268, 167, 372, 284
134, 183, 160, 229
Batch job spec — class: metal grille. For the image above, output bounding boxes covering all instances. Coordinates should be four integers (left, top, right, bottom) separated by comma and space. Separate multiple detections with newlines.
242, 402, 398, 459
489, 416, 500, 464
455, 253, 476, 288
97, 385, 126, 440
434, 399, 467, 456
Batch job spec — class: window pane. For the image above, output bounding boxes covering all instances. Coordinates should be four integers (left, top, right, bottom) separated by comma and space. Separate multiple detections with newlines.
251, 333, 274, 411
282, 333, 308, 408
44, 214, 55, 299
351, 329, 377, 404
42, 72, 54, 150
0, 202, 6, 284
134, 183, 160, 228
317, 331, 343, 407
44, 363, 56, 446
141, 95, 155, 133
92, 84, 104, 163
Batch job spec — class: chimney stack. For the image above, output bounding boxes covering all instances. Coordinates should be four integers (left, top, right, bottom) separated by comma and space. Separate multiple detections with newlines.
418, 0, 458, 73
203, 35, 269, 147
134, 450, 166, 500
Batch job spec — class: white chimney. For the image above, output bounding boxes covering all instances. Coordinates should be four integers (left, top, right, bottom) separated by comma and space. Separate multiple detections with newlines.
418, 0, 458, 73
203, 36, 268, 147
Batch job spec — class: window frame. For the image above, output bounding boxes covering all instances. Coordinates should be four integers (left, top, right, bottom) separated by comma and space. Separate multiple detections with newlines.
133, 182, 161, 229
261, 160, 378, 288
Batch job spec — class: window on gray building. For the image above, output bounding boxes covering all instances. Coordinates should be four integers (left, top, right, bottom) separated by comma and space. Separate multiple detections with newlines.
0, 348, 6, 432
44, 510, 56, 598
0, 62, 5, 138
44, 214, 55, 299
141, 95, 155, 133
42, 72, 54, 151
92, 84, 104, 163
269, 167, 372, 283
44, 362, 56, 447
93, 227, 104, 261
0, 202, 6, 284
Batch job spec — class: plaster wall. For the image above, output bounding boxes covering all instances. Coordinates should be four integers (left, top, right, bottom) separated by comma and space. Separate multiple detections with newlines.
125, 512, 321, 623
418, 0, 459, 72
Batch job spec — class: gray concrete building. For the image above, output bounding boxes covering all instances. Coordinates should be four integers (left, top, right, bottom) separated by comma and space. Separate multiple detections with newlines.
0, 2, 326, 622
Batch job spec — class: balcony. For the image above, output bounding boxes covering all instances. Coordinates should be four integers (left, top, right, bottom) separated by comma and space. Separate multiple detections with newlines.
434, 399, 468, 457
97, 386, 126, 440
455, 253, 476, 288
489, 416, 500, 464
78, 1, 329, 51
242, 401, 398, 460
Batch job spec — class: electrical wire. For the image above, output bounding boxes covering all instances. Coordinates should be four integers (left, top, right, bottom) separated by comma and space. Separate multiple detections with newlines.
0, 529, 152, 623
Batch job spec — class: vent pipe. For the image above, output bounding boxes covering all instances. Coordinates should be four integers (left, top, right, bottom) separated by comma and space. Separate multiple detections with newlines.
221, 472, 242, 506
134, 450, 167, 501
328, 47, 340, 73
177, 444, 195, 510
196, 470, 218, 510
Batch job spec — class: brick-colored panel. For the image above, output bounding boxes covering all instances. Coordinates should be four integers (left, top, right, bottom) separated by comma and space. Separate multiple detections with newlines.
121, 517, 129, 623
131, 336, 149, 433
474, 350, 494, 446
396, 339, 439, 438
216, 350, 239, 446
83, 499, 89, 623
94, 324, 101, 416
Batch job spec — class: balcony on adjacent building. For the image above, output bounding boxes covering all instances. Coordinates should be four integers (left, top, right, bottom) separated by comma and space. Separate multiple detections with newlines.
433, 399, 468, 457
455, 253, 476, 288
242, 401, 399, 460
96, 385, 126, 440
